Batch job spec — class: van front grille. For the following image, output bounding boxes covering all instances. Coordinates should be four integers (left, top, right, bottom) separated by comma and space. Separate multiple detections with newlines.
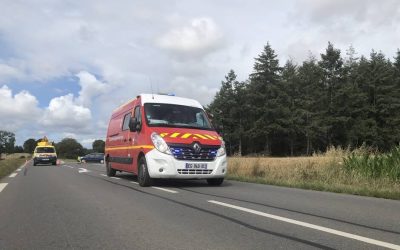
168, 143, 219, 161
177, 169, 213, 175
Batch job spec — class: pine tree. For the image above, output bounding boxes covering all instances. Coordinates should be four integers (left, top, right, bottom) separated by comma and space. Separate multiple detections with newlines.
232, 79, 248, 156
353, 56, 379, 146
297, 56, 325, 154
392, 50, 400, 146
248, 43, 282, 155
368, 51, 398, 149
281, 60, 302, 155
318, 42, 345, 147
208, 70, 238, 155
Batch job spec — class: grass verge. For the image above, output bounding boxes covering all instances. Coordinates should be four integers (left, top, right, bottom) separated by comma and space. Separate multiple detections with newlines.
0, 157, 29, 180
227, 147, 400, 200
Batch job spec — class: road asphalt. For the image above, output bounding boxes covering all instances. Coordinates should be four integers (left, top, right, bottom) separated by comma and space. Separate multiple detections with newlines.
0, 161, 399, 250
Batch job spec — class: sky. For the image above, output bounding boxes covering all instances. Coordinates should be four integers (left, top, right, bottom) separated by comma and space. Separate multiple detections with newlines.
0, 0, 399, 148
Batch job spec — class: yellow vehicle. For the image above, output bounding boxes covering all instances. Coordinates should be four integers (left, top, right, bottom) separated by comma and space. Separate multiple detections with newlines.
33, 137, 57, 166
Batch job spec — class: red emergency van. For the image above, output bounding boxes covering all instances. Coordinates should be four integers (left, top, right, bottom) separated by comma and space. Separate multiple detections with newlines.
105, 94, 227, 186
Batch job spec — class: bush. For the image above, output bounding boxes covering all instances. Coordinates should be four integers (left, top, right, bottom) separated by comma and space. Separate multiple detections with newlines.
56, 138, 84, 159
344, 146, 400, 181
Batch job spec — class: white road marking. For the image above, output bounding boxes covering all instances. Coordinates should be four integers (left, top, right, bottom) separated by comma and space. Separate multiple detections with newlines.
9, 173, 17, 178
130, 181, 139, 185
152, 187, 178, 193
66, 165, 74, 169
0, 183, 8, 193
16, 169, 21, 172
208, 200, 400, 250
99, 173, 120, 180
78, 168, 91, 173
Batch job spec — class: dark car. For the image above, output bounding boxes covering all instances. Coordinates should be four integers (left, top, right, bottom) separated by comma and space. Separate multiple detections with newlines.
78, 153, 104, 163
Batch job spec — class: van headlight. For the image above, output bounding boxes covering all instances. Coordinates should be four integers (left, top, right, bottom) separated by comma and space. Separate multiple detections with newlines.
217, 140, 226, 156
151, 132, 171, 154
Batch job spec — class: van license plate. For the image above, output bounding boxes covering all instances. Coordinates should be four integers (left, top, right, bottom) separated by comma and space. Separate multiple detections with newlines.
185, 163, 207, 169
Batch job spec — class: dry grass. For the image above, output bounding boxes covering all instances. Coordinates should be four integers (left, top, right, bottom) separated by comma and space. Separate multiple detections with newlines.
0, 157, 28, 179
227, 147, 400, 200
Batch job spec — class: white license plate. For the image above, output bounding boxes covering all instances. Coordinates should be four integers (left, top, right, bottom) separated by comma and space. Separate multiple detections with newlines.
42, 158, 49, 161
185, 163, 208, 169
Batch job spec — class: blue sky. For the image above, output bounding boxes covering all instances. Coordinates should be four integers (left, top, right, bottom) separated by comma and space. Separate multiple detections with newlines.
0, 0, 399, 148
7, 77, 81, 108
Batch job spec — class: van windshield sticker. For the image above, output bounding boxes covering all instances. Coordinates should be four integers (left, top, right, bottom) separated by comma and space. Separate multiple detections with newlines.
159, 132, 219, 140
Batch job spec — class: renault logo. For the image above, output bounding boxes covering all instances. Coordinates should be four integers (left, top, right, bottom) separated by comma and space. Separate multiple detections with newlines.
193, 143, 201, 154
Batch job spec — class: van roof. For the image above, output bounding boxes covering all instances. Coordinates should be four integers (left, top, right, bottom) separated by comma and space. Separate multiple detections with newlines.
140, 94, 203, 109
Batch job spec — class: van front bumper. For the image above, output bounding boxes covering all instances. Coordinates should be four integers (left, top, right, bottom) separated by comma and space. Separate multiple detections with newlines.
34, 156, 57, 164
145, 149, 227, 179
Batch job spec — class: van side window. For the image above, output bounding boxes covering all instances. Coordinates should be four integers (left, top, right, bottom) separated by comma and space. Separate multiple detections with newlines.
122, 112, 131, 131
134, 106, 141, 123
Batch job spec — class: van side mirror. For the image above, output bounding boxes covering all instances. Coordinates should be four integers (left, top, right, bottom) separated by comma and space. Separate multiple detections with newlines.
129, 117, 141, 132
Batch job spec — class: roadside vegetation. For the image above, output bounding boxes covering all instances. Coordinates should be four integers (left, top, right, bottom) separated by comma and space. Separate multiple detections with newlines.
228, 146, 400, 200
208, 42, 400, 157
0, 154, 30, 179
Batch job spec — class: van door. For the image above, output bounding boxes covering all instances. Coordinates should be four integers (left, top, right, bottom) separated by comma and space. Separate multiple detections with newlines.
119, 111, 133, 171
106, 114, 126, 171
129, 105, 142, 174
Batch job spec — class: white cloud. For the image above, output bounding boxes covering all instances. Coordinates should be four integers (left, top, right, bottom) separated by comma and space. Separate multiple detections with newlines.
0, 63, 24, 83
41, 94, 92, 132
167, 76, 219, 105
281, 0, 400, 64
294, 0, 400, 29
76, 71, 109, 107
157, 17, 224, 57
0, 85, 40, 131
62, 132, 77, 139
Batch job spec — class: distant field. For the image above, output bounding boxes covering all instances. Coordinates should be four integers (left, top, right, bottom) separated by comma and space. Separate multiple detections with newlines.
227, 149, 400, 200
4, 153, 31, 159
0, 156, 29, 179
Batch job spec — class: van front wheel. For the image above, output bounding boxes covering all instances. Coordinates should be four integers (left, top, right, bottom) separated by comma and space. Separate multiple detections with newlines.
207, 178, 224, 186
138, 157, 152, 187
106, 161, 116, 177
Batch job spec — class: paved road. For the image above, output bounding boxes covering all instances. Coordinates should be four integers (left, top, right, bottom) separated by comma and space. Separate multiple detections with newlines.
0, 161, 400, 250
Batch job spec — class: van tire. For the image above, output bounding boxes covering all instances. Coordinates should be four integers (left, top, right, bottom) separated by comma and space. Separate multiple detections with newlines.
138, 157, 152, 187
106, 161, 116, 177
207, 178, 224, 186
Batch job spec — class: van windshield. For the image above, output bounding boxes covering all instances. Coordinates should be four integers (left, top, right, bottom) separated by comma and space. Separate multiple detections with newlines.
144, 103, 214, 130
36, 147, 55, 153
